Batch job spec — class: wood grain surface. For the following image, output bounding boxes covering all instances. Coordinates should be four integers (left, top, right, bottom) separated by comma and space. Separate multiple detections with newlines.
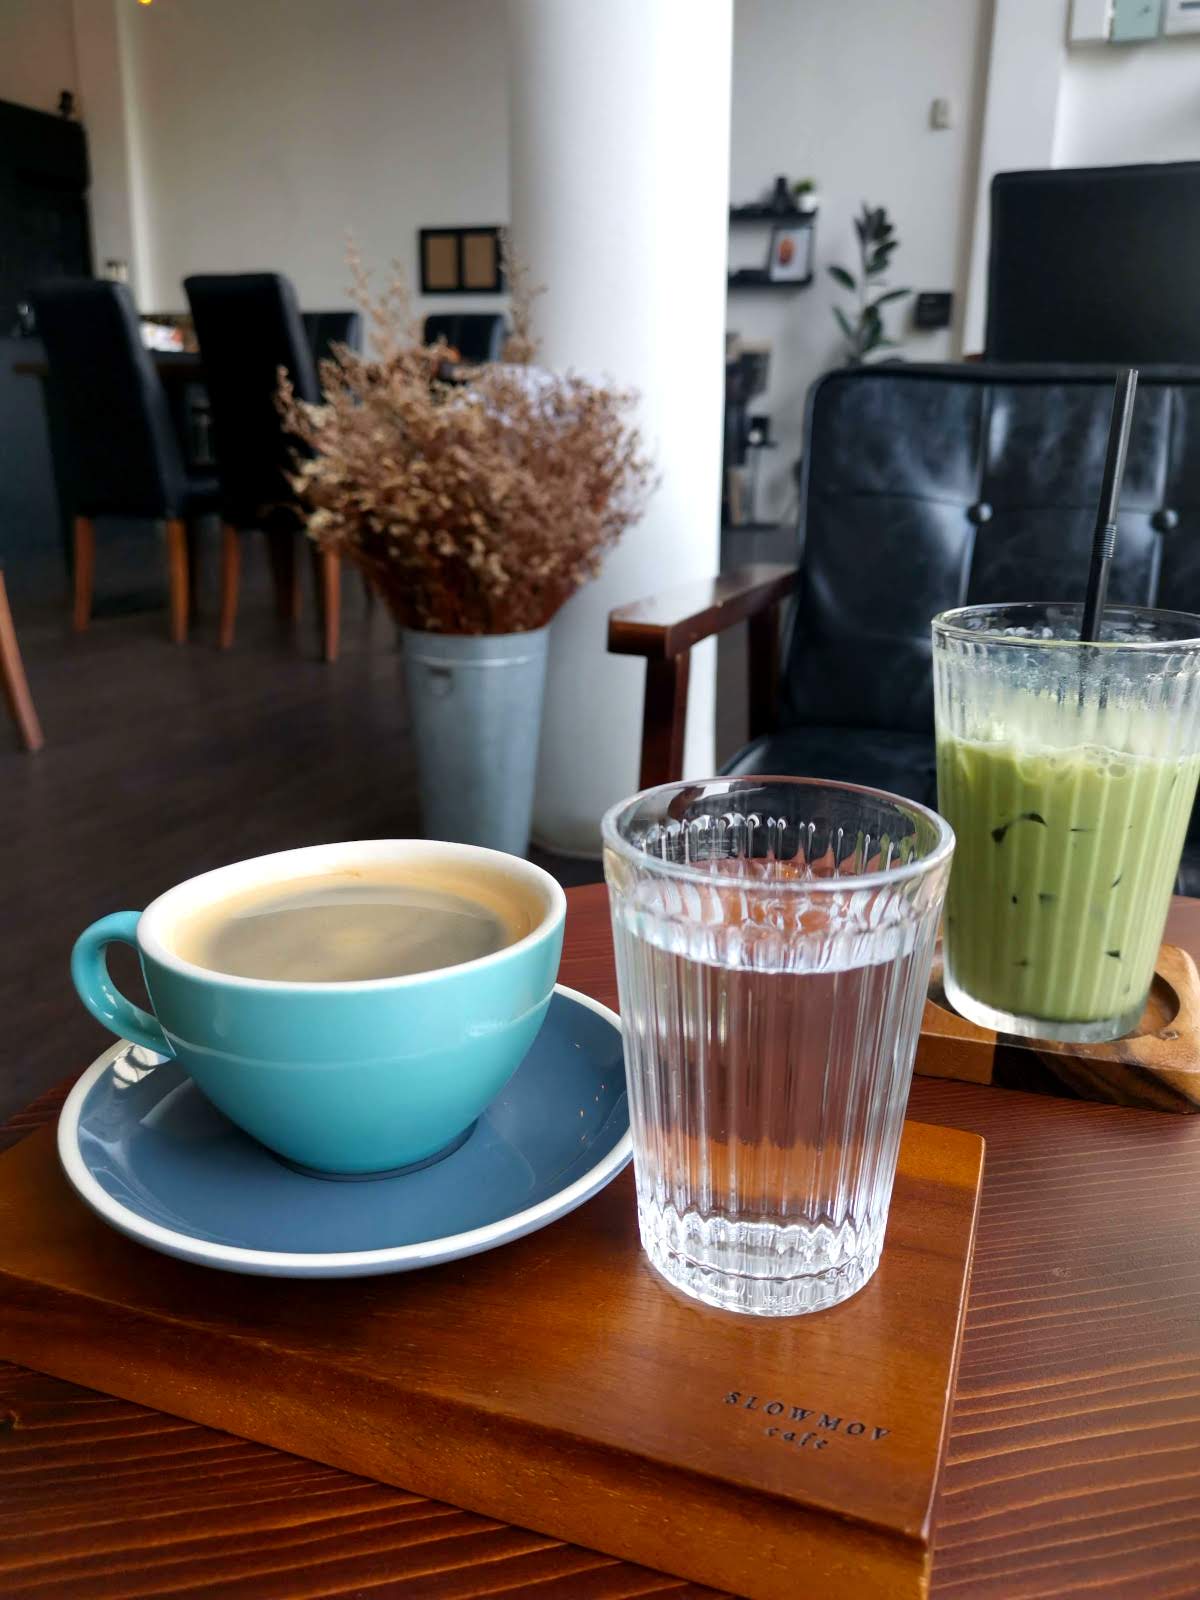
0, 1116, 981, 1600
2, 886, 1200, 1598
917, 942, 1200, 1112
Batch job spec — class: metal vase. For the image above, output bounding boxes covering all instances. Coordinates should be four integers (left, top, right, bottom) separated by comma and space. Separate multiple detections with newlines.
401, 626, 550, 856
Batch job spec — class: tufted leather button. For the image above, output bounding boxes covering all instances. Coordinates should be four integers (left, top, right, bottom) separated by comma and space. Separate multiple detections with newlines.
967, 501, 993, 525
1152, 507, 1180, 533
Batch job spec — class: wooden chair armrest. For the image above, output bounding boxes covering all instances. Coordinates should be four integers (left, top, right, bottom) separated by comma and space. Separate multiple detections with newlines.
607, 563, 797, 660
608, 563, 797, 790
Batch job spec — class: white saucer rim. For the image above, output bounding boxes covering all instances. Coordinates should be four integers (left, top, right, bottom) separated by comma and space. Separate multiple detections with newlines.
57, 982, 631, 1276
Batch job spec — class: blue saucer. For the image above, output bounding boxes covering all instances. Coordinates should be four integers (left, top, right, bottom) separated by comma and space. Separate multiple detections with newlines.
58, 985, 630, 1277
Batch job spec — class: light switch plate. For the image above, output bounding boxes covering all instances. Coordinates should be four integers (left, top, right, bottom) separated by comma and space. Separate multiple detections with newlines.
929, 97, 953, 130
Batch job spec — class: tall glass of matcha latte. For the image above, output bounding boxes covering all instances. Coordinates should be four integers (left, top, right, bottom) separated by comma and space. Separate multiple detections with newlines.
934, 604, 1200, 1043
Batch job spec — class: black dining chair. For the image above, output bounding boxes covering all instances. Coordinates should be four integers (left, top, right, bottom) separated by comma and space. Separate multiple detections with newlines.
184, 273, 342, 658
303, 310, 363, 368
32, 279, 218, 643
422, 313, 508, 363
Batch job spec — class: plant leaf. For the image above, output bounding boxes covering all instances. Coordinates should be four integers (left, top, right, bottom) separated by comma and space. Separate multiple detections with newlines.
870, 287, 911, 309
868, 247, 895, 273
833, 306, 856, 343
828, 265, 856, 291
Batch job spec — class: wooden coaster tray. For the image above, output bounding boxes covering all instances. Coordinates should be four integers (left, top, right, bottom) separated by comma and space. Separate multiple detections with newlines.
916, 943, 1200, 1112
0, 1117, 983, 1600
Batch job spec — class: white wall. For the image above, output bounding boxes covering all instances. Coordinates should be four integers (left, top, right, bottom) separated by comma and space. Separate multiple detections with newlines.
0, 0, 77, 115
121, 0, 510, 314
6, 0, 1198, 520
729, 0, 991, 519
1055, 34, 1200, 166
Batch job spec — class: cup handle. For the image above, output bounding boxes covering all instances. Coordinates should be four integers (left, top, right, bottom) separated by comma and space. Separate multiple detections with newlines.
71, 912, 174, 1057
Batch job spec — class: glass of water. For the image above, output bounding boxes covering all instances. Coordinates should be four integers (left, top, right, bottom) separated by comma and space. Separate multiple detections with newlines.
602, 777, 954, 1317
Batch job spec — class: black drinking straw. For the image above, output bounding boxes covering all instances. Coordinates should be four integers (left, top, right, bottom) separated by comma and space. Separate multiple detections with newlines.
1080, 368, 1138, 643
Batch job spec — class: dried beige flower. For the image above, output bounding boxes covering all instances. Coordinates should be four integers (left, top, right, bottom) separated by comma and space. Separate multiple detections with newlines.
277, 241, 655, 635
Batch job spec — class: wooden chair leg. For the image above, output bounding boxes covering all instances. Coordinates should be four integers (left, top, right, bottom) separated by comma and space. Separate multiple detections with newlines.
165, 519, 188, 644
312, 548, 341, 663
72, 516, 94, 633
0, 571, 44, 752
638, 652, 691, 789
267, 529, 302, 622
186, 520, 202, 619
218, 524, 240, 650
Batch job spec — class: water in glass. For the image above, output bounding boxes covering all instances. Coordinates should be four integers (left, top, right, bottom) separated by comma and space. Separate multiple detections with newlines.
603, 780, 953, 1316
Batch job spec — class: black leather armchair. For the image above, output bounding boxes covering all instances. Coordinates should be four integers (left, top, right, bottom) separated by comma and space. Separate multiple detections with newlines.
610, 362, 1200, 891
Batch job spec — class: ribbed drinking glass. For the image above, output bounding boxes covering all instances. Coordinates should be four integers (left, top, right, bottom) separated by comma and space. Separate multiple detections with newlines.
602, 777, 954, 1317
934, 603, 1200, 1043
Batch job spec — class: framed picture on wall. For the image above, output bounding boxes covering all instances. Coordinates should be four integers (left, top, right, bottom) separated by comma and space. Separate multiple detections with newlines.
767, 222, 813, 284
419, 226, 505, 294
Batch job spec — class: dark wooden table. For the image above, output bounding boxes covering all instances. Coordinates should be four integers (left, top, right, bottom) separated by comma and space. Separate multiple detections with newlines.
15, 351, 203, 386
3, 884, 1200, 1598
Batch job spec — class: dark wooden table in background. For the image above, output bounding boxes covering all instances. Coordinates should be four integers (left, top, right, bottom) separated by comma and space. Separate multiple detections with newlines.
15, 351, 203, 386
3, 886, 1200, 1598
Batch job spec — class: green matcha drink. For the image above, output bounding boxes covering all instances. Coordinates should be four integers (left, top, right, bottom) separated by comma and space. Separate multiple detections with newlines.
933, 605, 1200, 1043
938, 736, 1200, 1027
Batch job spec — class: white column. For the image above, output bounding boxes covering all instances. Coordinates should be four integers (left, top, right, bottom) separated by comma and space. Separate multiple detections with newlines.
508, 0, 732, 856
71, 0, 155, 306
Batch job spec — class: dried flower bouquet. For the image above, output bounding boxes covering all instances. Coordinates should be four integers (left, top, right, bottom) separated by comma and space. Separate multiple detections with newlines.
278, 244, 655, 636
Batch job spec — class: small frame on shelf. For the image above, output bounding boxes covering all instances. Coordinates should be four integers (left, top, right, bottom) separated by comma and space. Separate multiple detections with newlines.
419, 226, 505, 295
767, 222, 813, 284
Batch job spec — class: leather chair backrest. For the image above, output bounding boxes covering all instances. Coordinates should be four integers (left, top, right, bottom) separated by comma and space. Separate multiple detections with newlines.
986, 164, 1200, 364
783, 363, 1200, 736
184, 273, 320, 529
32, 278, 187, 519
422, 313, 507, 363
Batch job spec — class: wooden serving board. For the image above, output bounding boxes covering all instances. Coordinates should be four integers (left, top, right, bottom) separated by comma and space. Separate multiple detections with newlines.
0, 1117, 983, 1600
916, 943, 1200, 1112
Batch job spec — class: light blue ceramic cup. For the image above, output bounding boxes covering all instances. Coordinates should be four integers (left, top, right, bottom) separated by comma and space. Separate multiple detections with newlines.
71, 841, 566, 1176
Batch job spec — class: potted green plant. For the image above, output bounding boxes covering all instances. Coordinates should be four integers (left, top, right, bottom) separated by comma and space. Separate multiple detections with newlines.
278, 247, 654, 856
792, 178, 820, 215
828, 203, 910, 364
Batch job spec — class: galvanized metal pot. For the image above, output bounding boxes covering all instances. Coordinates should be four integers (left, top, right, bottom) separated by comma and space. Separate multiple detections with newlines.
400, 627, 550, 856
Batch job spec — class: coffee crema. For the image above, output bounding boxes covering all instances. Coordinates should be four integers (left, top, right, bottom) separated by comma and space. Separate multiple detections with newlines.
170, 865, 541, 982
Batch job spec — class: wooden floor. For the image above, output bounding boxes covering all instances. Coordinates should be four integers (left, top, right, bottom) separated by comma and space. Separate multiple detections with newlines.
0, 549, 603, 1124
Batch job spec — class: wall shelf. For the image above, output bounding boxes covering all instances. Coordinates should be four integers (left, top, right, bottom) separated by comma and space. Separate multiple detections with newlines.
727, 271, 813, 291
729, 205, 816, 226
